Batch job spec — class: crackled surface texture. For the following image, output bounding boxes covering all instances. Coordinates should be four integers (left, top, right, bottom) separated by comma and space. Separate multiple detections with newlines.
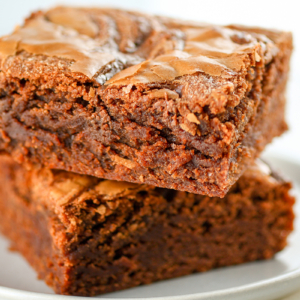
0, 7, 293, 196
0, 156, 294, 296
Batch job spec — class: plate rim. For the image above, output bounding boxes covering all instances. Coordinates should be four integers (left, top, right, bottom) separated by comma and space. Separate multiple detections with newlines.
1, 266, 300, 300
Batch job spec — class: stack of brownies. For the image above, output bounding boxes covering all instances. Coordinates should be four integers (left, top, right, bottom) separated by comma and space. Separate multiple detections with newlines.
0, 6, 295, 296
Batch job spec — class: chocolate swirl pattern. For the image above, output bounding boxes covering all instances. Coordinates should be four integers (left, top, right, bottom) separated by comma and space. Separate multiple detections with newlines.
0, 6, 271, 85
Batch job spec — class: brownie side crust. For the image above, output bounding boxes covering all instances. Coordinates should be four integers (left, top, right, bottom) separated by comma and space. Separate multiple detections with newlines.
0, 7, 293, 197
0, 156, 294, 296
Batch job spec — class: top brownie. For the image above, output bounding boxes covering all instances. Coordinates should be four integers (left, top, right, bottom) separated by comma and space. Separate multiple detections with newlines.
0, 7, 292, 197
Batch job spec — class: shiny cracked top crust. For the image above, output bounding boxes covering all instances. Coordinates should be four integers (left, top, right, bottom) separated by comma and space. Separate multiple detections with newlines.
0, 6, 278, 86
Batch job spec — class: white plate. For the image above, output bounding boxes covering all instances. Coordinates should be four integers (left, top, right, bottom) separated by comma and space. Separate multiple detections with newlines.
0, 155, 299, 300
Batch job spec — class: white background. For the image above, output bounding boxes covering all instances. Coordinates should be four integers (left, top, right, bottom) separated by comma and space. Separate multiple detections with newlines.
0, 0, 299, 163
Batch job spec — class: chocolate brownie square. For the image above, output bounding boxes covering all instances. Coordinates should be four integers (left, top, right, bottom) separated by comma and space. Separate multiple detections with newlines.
0, 156, 294, 296
0, 7, 292, 196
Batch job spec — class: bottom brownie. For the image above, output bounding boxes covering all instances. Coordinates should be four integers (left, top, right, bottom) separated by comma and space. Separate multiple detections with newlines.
0, 156, 295, 296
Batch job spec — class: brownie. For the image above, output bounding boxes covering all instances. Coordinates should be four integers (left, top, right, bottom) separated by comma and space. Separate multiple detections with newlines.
0, 155, 294, 296
0, 7, 292, 197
